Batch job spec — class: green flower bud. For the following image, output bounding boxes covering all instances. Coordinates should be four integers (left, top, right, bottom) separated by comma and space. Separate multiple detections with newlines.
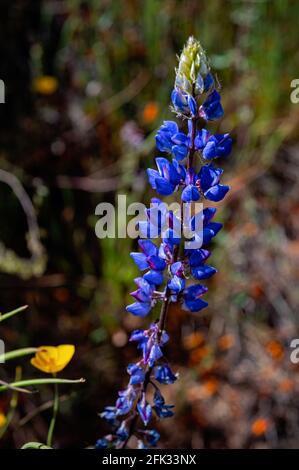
175, 36, 210, 95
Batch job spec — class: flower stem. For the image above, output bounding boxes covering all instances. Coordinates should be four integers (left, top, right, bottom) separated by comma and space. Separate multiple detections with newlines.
0, 347, 37, 363
0, 377, 85, 393
21, 442, 53, 449
0, 305, 28, 323
0, 367, 22, 439
47, 377, 59, 447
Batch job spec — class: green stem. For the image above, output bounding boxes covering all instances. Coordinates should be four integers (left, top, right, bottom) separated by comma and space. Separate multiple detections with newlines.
22, 442, 53, 449
0, 377, 85, 392
0, 347, 37, 363
0, 367, 22, 439
47, 377, 59, 447
0, 305, 28, 323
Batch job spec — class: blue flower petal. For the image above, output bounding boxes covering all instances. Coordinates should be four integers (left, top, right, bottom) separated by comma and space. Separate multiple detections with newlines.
147, 255, 166, 271
203, 207, 217, 225
194, 128, 209, 149
137, 398, 152, 426
181, 184, 200, 202
188, 248, 211, 266
172, 132, 188, 145
155, 365, 177, 384
198, 164, 223, 192
143, 270, 164, 285
126, 301, 152, 317
200, 90, 224, 121
191, 265, 217, 280
168, 275, 185, 293
187, 94, 197, 116
184, 298, 208, 312
204, 184, 230, 202
138, 239, 158, 257
184, 283, 208, 299
172, 144, 188, 161
171, 88, 189, 113
130, 252, 148, 270
147, 168, 160, 189
203, 72, 214, 92
155, 177, 175, 196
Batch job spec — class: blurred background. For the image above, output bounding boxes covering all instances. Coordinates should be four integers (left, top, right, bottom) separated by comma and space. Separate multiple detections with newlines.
0, 0, 299, 449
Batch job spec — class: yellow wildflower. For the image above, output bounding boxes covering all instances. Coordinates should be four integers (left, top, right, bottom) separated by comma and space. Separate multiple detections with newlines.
31, 345, 75, 374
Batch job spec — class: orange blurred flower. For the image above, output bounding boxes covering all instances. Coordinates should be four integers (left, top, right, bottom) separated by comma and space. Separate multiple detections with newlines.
142, 102, 159, 124
218, 334, 235, 351
190, 345, 212, 365
183, 332, 205, 350
250, 282, 264, 299
266, 340, 284, 360
278, 378, 294, 393
251, 418, 269, 436
202, 377, 219, 397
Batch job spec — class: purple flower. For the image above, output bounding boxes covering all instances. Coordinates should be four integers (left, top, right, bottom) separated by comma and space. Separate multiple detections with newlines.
147, 158, 181, 195
199, 164, 230, 202
99, 38, 232, 450
203, 72, 214, 92
130, 240, 166, 291
116, 422, 129, 441
130, 324, 169, 367
143, 429, 160, 447
167, 261, 185, 293
126, 301, 152, 318
181, 169, 201, 202
156, 119, 212, 162
130, 277, 155, 302
95, 438, 108, 449
100, 406, 118, 425
155, 365, 177, 384
156, 121, 188, 161
137, 393, 152, 426
127, 363, 145, 385
171, 88, 197, 116
116, 386, 137, 415
171, 89, 189, 114
187, 248, 211, 267
199, 90, 224, 121
183, 284, 209, 312
202, 134, 232, 160
153, 390, 174, 418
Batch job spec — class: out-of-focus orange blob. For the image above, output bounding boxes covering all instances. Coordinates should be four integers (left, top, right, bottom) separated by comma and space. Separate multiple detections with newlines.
202, 377, 219, 397
142, 102, 159, 124
266, 340, 284, 360
183, 332, 205, 350
278, 378, 294, 393
190, 345, 212, 365
251, 418, 269, 436
218, 334, 235, 351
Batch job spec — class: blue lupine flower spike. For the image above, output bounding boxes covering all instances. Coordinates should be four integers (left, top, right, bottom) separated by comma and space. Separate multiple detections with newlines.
97, 36, 231, 449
